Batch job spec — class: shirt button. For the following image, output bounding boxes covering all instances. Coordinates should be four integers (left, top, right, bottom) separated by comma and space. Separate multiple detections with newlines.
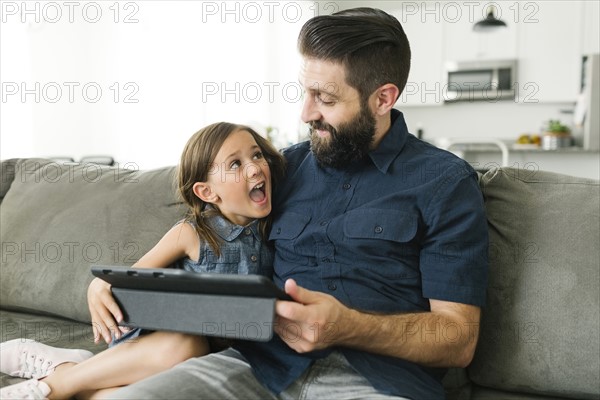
343, 183, 351, 190
374, 226, 383, 234
276, 227, 281, 234
320, 221, 327, 226
328, 282, 337, 291
245, 229, 252, 236
250, 255, 257, 262
321, 257, 330, 263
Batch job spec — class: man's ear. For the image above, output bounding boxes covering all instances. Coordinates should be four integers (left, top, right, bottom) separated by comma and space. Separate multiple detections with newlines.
193, 182, 219, 204
374, 83, 400, 116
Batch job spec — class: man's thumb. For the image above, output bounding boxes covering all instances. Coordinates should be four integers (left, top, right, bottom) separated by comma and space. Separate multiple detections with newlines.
285, 279, 318, 304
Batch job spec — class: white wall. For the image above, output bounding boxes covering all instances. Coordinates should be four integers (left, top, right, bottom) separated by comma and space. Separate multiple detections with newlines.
1, 1, 323, 169
1, 0, 599, 178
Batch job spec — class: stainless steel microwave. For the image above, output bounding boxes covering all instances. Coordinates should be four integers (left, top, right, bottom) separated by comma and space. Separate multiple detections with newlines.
444, 59, 517, 102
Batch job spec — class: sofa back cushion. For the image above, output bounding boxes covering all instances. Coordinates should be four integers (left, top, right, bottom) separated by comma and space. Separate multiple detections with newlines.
0, 159, 18, 204
0, 158, 187, 323
469, 167, 599, 399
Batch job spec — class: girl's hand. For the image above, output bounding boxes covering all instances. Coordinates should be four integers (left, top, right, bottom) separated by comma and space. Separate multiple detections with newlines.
87, 277, 125, 344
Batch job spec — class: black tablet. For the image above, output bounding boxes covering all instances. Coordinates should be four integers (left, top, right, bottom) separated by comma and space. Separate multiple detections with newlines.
91, 265, 292, 301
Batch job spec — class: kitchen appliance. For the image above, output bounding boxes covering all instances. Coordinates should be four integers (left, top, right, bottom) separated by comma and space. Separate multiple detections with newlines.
444, 59, 517, 102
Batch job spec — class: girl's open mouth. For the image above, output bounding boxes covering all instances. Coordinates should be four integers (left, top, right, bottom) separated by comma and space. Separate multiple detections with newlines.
249, 182, 266, 203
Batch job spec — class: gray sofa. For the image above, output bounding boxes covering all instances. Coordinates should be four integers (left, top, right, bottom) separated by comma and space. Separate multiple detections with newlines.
1, 158, 598, 399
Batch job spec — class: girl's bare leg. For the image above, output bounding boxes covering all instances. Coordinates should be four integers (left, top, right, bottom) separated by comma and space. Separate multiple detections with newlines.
41, 331, 209, 400
77, 387, 121, 400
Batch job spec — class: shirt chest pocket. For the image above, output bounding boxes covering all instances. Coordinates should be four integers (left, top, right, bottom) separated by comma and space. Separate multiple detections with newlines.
344, 208, 418, 242
269, 212, 311, 265
269, 212, 311, 241
341, 208, 420, 279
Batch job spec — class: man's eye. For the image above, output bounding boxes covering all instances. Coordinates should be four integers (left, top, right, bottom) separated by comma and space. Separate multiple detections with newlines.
315, 94, 334, 105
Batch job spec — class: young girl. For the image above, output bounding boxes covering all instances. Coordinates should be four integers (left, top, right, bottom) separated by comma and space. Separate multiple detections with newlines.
0, 122, 286, 399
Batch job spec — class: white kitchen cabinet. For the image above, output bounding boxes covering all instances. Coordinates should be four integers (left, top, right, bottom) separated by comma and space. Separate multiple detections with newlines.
443, 3, 518, 62
376, 1, 589, 106
441, 1, 582, 103
517, 1, 582, 103
582, 1, 600, 55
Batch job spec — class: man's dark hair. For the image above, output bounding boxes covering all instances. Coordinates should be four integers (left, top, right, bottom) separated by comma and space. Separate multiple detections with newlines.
298, 7, 411, 104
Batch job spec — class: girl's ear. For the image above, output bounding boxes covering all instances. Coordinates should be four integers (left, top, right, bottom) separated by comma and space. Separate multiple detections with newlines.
193, 182, 219, 204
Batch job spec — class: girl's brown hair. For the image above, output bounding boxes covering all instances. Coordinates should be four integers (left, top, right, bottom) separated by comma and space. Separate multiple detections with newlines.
177, 122, 286, 255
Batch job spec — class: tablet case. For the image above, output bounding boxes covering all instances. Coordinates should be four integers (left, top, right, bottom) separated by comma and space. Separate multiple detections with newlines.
91, 266, 289, 342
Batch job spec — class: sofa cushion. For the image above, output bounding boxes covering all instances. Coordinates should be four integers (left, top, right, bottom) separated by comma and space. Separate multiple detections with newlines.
470, 385, 571, 400
0, 158, 18, 203
469, 167, 599, 399
0, 158, 186, 323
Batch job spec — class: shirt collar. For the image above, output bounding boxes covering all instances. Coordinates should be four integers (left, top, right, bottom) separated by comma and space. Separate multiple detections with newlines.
368, 109, 409, 174
206, 212, 261, 242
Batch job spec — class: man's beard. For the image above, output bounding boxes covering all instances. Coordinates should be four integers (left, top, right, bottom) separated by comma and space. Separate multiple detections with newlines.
309, 105, 377, 169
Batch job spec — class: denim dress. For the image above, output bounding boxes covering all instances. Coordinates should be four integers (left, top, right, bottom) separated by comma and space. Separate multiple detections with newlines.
110, 214, 274, 346
177, 214, 273, 277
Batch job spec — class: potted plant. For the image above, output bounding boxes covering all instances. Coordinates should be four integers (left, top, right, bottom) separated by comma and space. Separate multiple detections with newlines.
541, 119, 573, 150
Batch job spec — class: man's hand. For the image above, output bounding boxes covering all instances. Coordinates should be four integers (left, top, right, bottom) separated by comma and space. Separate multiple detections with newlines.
87, 277, 126, 344
274, 280, 481, 367
274, 279, 351, 353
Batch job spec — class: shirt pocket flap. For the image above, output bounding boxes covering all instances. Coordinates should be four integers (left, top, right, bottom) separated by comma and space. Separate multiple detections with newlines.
344, 208, 418, 242
269, 212, 311, 240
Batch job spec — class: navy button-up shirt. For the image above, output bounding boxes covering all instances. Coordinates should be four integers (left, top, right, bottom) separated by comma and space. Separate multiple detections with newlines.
236, 109, 488, 399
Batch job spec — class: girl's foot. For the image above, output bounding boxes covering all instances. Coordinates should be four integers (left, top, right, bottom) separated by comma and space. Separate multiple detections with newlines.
0, 339, 93, 379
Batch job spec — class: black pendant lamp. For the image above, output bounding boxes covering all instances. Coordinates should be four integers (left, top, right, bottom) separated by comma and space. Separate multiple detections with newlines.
473, 6, 507, 32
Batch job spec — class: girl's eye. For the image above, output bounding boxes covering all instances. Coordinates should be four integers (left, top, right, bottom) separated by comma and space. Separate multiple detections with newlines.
229, 160, 241, 170
253, 151, 264, 160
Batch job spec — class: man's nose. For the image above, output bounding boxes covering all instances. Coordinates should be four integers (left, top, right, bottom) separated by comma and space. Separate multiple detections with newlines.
300, 94, 321, 123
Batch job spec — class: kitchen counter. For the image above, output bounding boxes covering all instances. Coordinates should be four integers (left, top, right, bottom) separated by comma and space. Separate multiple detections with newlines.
429, 139, 600, 180
440, 142, 599, 153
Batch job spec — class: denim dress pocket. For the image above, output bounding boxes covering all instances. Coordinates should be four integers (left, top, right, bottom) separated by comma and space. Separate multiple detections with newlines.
188, 248, 241, 274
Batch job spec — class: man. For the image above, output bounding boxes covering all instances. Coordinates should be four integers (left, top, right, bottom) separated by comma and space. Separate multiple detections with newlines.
92, 7, 488, 399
